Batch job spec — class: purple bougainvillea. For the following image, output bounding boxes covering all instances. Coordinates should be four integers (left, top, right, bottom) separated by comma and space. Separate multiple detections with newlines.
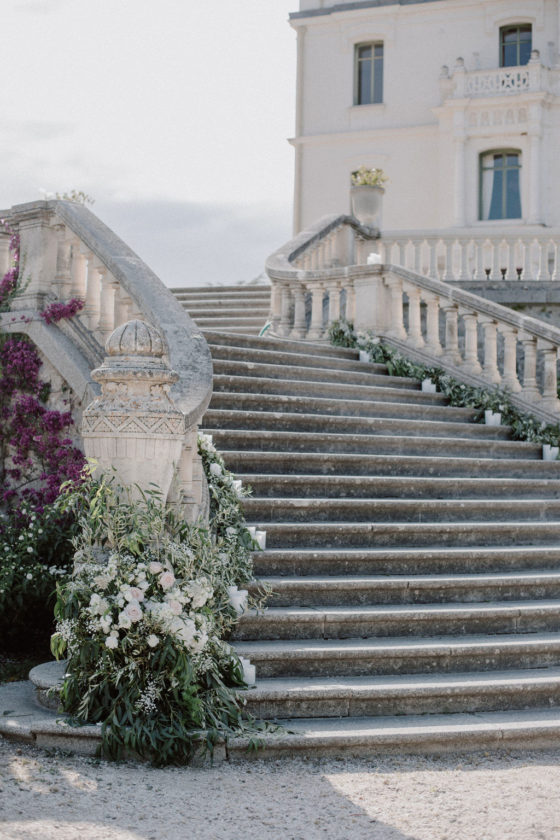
0, 225, 85, 512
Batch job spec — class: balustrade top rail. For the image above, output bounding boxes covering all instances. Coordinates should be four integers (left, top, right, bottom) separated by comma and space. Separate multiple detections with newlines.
2, 200, 213, 429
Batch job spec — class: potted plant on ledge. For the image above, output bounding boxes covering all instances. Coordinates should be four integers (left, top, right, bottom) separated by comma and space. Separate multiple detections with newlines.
350, 165, 387, 229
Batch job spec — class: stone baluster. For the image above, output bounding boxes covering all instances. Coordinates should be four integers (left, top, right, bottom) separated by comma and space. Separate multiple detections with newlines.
480, 319, 501, 384
551, 241, 559, 282
424, 293, 443, 355
345, 280, 356, 324
472, 239, 484, 280
520, 336, 540, 400
291, 284, 307, 339
0, 236, 11, 278
458, 239, 469, 280
428, 240, 438, 279
70, 240, 88, 300
412, 240, 423, 274
541, 344, 560, 412
505, 239, 518, 281
522, 238, 532, 281
461, 312, 482, 374
443, 240, 455, 281
98, 272, 118, 342
500, 326, 522, 391
405, 286, 424, 348
115, 287, 133, 327
441, 303, 462, 364
310, 248, 319, 270
279, 283, 293, 337
302, 252, 312, 271
323, 233, 333, 267
327, 279, 341, 323
269, 282, 282, 334
397, 240, 407, 269
384, 276, 407, 340
490, 240, 501, 280
53, 228, 72, 299
307, 281, 325, 340
84, 258, 102, 331
536, 239, 550, 281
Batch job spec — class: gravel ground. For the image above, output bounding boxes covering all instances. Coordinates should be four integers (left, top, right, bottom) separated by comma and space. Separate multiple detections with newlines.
1, 740, 560, 840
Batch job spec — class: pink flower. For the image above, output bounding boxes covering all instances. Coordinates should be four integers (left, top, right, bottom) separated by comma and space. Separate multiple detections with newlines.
125, 601, 143, 623
159, 571, 176, 591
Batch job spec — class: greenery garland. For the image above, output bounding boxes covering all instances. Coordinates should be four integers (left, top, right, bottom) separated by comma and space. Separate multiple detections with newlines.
328, 319, 560, 446
51, 438, 271, 765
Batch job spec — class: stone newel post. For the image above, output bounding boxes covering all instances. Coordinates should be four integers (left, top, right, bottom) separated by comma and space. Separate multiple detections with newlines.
81, 319, 186, 502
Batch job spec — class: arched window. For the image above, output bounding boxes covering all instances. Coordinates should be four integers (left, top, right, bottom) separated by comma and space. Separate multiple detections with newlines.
479, 151, 522, 221
500, 24, 532, 67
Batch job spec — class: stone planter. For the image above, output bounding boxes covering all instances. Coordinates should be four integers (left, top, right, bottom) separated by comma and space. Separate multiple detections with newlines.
351, 184, 384, 229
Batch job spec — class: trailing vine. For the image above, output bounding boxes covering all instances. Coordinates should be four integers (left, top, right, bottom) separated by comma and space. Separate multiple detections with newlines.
329, 319, 560, 446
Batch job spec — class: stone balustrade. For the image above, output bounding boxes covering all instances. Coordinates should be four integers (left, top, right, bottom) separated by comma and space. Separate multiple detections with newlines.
442, 52, 558, 99
266, 216, 560, 423
1, 200, 213, 519
379, 228, 560, 283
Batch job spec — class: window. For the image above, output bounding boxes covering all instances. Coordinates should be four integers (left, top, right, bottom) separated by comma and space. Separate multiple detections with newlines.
479, 151, 522, 220
500, 24, 532, 67
355, 43, 383, 105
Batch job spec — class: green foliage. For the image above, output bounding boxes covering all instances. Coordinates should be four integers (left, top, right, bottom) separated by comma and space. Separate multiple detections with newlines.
51, 442, 272, 765
331, 320, 560, 448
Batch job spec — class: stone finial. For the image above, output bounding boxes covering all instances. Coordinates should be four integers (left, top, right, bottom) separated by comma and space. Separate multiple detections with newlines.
82, 319, 185, 501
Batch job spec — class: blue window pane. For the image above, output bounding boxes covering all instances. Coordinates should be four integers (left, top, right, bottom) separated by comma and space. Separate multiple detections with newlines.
506, 168, 521, 218
373, 59, 383, 104
358, 45, 372, 59
358, 60, 372, 104
519, 38, 532, 65
488, 169, 504, 220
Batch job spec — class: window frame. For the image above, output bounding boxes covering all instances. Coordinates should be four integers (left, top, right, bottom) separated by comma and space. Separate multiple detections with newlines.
479, 149, 522, 222
353, 41, 384, 106
499, 24, 532, 67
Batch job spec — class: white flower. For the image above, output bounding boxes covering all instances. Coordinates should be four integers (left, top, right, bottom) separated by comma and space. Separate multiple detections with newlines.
124, 586, 145, 602
148, 561, 163, 574
125, 601, 143, 623
190, 631, 208, 654
147, 634, 159, 648
159, 571, 176, 591
209, 462, 222, 477
167, 599, 183, 616
118, 611, 132, 629
100, 616, 113, 634
186, 579, 213, 609
26, 547, 33, 555
93, 574, 110, 590
26, 572, 33, 580
105, 635, 118, 649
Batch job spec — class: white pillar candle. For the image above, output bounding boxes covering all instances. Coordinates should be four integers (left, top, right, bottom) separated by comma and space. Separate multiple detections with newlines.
367, 252, 382, 265
232, 479, 243, 495
359, 349, 370, 363
422, 379, 437, 393
247, 526, 257, 539
543, 444, 559, 461
255, 530, 267, 550
240, 657, 256, 686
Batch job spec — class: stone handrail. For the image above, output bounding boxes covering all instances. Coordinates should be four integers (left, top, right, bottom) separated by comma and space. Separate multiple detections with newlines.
265, 219, 560, 423
379, 226, 560, 283
0, 200, 213, 518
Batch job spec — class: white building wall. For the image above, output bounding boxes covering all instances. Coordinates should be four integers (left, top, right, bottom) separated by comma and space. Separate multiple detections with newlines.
291, 0, 560, 235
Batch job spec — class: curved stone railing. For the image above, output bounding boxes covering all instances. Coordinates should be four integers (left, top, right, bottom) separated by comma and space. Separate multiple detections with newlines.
266, 217, 560, 423
0, 200, 213, 518
265, 213, 378, 338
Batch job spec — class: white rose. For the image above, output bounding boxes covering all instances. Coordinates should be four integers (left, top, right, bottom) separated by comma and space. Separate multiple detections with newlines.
105, 635, 118, 650
148, 561, 162, 574
147, 634, 159, 648
159, 571, 176, 591
118, 611, 132, 629
125, 601, 143, 623
209, 462, 222, 477
190, 631, 208, 654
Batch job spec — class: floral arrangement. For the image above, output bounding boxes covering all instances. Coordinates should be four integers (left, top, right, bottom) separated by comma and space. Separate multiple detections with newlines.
50, 440, 268, 765
351, 165, 388, 188
329, 319, 560, 446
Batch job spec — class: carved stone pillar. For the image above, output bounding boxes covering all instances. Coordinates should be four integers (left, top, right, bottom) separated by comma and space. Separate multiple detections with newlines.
82, 319, 186, 503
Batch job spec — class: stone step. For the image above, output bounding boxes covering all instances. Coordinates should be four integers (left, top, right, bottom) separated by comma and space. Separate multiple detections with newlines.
247, 520, 560, 549
213, 374, 446, 405
234, 632, 560, 678
242, 497, 560, 524
252, 546, 560, 576
211, 358, 417, 390
207, 343, 387, 374
239, 474, 560, 499
209, 391, 475, 422
202, 408, 511, 440
180, 297, 271, 309
245, 668, 560, 719
202, 330, 359, 360
204, 327, 265, 336
253, 571, 560, 607
226, 708, 560, 759
226, 451, 554, 478
234, 600, 560, 641
208, 430, 535, 460
193, 317, 267, 328
186, 307, 270, 318
172, 284, 271, 295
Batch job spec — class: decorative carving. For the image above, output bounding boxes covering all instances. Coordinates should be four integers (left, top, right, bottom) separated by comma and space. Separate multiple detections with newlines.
82, 319, 186, 501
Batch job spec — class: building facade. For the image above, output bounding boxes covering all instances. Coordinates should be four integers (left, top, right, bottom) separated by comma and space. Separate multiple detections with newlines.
289, 0, 560, 239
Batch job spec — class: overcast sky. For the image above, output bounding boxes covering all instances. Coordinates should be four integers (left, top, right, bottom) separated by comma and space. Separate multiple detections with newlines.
1, 0, 297, 286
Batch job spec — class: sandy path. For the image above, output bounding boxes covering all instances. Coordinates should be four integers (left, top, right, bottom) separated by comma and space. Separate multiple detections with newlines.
1, 739, 560, 839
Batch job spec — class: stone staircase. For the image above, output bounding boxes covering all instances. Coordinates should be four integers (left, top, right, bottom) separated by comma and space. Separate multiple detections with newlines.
171, 284, 271, 335
200, 328, 560, 756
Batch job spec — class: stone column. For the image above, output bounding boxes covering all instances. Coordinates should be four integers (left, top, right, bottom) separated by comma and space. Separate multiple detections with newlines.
520, 336, 540, 401
82, 319, 186, 503
462, 313, 482, 374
